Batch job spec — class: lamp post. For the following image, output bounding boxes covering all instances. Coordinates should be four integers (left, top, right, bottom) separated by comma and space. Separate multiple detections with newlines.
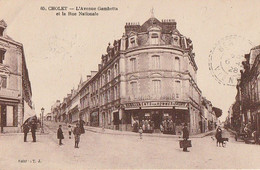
41, 107, 44, 133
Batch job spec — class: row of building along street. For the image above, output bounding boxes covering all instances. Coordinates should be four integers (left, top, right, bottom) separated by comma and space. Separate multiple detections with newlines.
225, 45, 260, 144
48, 16, 222, 135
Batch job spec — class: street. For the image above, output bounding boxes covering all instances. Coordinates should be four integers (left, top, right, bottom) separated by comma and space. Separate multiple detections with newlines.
0, 123, 259, 170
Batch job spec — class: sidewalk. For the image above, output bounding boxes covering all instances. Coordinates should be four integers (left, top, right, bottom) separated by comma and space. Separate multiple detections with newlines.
85, 125, 215, 139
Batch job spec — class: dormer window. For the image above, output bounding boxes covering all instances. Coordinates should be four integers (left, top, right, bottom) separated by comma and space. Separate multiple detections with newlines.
151, 33, 159, 44
129, 36, 136, 48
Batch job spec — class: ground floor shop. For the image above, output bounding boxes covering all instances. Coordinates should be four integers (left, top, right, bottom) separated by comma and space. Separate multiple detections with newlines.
126, 108, 189, 135
81, 101, 203, 135
0, 99, 21, 133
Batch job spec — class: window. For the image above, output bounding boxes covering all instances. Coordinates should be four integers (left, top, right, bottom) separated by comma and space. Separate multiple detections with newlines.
108, 70, 111, 82
152, 80, 161, 94
130, 58, 136, 72
114, 64, 118, 77
0, 49, 6, 64
152, 55, 160, 69
130, 37, 136, 47
0, 76, 7, 88
175, 57, 180, 71
151, 33, 159, 44
175, 80, 181, 98
114, 86, 118, 100
102, 74, 106, 86
107, 90, 110, 102
130, 82, 137, 98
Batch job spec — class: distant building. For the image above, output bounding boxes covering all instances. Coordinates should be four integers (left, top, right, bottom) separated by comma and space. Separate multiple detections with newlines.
50, 100, 60, 122
233, 45, 260, 143
0, 20, 33, 133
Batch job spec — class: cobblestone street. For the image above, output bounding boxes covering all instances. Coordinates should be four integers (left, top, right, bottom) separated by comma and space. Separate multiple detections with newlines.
0, 125, 259, 169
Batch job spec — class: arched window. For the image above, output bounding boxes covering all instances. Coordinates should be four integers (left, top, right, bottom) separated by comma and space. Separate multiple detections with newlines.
151, 33, 159, 44
175, 57, 180, 71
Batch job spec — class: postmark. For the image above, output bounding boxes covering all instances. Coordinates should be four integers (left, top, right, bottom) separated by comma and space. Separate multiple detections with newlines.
209, 35, 254, 86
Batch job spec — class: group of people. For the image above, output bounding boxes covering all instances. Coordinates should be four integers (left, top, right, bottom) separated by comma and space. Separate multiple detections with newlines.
23, 120, 37, 142
160, 119, 175, 134
57, 121, 85, 148
133, 119, 154, 132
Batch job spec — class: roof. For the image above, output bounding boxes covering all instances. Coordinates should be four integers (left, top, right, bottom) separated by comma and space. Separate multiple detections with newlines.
140, 17, 162, 32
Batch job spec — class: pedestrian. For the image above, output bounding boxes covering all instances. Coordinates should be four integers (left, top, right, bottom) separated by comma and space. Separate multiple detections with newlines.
139, 126, 143, 139
182, 123, 189, 152
57, 125, 64, 145
215, 126, 222, 146
68, 125, 72, 139
23, 123, 29, 142
79, 119, 85, 134
31, 120, 37, 142
73, 123, 81, 148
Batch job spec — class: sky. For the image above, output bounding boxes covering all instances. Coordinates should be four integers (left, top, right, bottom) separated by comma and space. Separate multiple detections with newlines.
0, 0, 260, 121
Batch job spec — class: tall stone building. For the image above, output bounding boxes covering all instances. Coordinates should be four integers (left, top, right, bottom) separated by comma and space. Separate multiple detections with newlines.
0, 20, 33, 133
77, 16, 203, 134
51, 15, 220, 135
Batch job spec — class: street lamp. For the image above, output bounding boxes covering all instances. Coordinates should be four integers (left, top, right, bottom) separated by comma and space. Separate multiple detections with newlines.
41, 107, 44, 133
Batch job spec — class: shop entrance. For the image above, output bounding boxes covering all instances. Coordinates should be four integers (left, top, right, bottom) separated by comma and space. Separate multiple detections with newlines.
152, 112, 161, 129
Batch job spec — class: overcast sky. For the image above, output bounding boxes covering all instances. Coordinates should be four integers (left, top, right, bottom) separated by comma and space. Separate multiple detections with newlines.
0, 0, 260, 120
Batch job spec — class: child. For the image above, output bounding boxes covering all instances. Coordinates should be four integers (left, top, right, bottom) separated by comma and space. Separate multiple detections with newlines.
73, 123, 81, 148
57, 125, 64, 145
68, 125, 72, 139
139, 126, 143, 139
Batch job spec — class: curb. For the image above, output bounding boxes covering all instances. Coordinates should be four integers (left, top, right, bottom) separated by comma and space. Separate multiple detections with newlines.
85, 127, 214, 139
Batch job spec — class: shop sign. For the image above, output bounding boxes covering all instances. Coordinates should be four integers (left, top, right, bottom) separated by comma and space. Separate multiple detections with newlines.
124, 101, 188, 108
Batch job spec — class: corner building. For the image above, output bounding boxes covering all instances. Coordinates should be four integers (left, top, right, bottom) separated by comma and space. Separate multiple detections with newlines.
80, 16, 202, 134
0, 20, 33, 133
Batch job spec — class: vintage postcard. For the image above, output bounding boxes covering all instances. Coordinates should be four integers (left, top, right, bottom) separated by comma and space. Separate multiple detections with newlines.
0, 0, 260, 169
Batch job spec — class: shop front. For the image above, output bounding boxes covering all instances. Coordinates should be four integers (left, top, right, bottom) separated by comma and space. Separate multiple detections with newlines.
0, 99, 19, 133
124, 101, 189, 134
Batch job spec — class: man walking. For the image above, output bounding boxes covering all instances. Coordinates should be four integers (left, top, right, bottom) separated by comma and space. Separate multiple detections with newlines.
23, 123, 29, 142
57, 125, 64, 145
73, 123, 81, 148
182, 123, 190, 152
31, 120, 37, 142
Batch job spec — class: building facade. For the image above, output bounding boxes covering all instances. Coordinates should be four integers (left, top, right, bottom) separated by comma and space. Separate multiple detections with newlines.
52, 16, 220, 135
78, 16, 203, 134
231, 45, 260, 143
0, 20, 33, 133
